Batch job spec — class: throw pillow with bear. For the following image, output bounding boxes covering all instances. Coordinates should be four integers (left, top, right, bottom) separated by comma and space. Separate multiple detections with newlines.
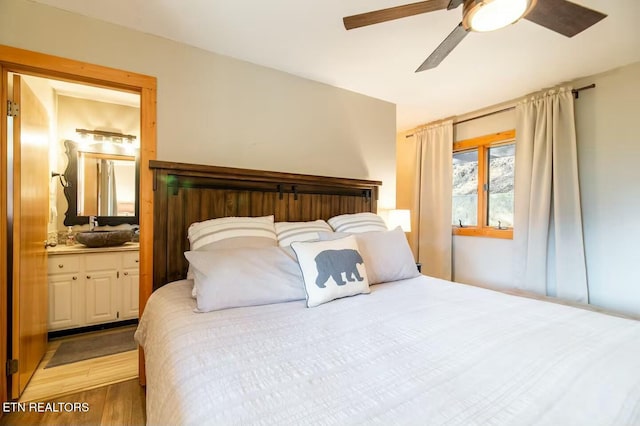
291, 235, 370, 307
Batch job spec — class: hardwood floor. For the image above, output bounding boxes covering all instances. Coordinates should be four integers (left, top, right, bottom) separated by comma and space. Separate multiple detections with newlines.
0, 379, 145, 426
19, 326, 138, 402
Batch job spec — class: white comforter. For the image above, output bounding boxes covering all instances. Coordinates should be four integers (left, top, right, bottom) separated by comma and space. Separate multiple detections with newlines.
135, 276, 640, 426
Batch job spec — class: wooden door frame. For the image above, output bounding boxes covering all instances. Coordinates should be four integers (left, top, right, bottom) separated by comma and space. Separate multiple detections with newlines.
0, 45, 156, 404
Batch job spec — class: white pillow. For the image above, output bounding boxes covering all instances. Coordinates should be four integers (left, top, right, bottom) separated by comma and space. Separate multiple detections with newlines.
275, 220, 333, 247
327, 212, 388, 233
319, 227, 419, 284
291, 236, 370, 308
185, 246, 306, 313
186, 215, 277, 295
188, 215, 277, 251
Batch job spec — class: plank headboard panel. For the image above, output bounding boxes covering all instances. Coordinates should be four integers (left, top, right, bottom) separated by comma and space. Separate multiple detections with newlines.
150, 160, 382, 290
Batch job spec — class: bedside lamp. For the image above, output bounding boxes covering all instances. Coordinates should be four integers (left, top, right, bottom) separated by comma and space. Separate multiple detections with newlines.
387, 209, 420, 273
387, 209, 411, 232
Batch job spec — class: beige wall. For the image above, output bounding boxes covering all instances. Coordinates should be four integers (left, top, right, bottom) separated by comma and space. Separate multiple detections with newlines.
56, 95, 140, 144
395, 129, 418, 258
54, 95, 140, 231
0, 0, 397, 209
397, 61, 640, 316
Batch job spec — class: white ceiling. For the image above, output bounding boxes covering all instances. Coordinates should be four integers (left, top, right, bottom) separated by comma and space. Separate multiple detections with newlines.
32, 0, 640, 131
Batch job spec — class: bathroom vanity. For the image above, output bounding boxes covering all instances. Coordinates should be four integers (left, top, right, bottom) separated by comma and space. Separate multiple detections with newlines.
46, 243, 139, 331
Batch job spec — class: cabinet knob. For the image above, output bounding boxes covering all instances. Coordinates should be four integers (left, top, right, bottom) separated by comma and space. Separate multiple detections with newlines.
123, 272, 129, 276
72, 276, 77, 280
135, 259, 139, 263
58, 264, 64, 269
86, 275, 91, 279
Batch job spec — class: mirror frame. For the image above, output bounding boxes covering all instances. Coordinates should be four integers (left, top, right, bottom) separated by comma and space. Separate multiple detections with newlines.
62, 139, 140, 226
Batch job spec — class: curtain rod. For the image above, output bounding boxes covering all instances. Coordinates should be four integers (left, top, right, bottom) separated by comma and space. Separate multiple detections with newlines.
405, 84, 596, 138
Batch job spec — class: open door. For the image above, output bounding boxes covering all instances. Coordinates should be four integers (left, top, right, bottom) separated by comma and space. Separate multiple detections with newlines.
9, 74, 49, 398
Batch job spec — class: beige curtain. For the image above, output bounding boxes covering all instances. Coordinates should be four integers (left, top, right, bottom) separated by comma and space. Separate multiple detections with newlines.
412, 121, 453, 280
514, 87, 588, 303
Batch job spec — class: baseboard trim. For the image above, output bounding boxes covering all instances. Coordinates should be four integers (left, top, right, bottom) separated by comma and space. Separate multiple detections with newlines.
48, 319, 139, 339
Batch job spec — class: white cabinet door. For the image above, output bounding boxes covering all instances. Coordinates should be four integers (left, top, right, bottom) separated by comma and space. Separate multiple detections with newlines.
85, 271, 118, 324
48, 273, 82, 331
120, 268, 139, 319
48, 249, 139, 330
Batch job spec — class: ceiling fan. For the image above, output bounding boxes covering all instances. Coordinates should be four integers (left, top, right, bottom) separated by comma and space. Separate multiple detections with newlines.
343, 0, 607, 72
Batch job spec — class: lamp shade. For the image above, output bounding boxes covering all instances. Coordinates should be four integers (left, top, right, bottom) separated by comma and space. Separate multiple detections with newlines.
387, 209, 411, 232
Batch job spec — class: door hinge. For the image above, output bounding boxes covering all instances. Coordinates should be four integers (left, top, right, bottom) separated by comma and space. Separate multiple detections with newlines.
7, 101, 19, 117
6, 359, 18, 376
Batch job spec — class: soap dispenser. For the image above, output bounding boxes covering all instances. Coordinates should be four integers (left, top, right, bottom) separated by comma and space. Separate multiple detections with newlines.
65, 226, 75, 246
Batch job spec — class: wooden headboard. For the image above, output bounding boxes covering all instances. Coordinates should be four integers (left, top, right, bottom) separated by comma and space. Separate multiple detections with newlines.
150, 161, 382, 290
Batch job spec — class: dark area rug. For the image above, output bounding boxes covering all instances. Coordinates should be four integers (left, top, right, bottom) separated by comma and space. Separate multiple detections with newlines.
46, 328, 136, 369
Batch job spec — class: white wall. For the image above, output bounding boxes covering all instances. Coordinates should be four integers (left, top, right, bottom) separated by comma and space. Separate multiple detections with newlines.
452, 63, 640, 316
395, 110, 517, 276
573, 63, 640, 315
0, 0, 397, 209
452, 109, 516, 290
397, 61, 640, 316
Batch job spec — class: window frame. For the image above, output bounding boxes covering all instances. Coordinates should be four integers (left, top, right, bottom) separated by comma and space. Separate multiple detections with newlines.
452, 129, 515, 239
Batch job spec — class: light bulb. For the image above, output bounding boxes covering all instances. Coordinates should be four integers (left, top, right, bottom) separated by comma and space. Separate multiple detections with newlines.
466, 0, 531, 32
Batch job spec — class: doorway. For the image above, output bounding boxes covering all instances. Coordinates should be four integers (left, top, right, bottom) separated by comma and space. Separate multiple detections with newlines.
0, 45, 156, 404
8, 72, 141, 401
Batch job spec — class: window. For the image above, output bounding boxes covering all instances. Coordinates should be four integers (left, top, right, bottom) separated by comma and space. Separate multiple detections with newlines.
452, 130, 515, 239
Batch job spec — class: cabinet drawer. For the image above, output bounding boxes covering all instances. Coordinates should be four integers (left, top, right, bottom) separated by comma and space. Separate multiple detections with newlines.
85, 253, 120, 271
122, 251, 140, 269
48, 256, 80, 274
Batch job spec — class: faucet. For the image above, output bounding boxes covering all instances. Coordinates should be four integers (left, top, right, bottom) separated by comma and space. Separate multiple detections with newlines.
89, 216, 98, 231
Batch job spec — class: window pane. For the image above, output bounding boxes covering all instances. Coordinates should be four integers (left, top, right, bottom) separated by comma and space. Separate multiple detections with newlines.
487, 144, 515, 227
452, 150, 478, 226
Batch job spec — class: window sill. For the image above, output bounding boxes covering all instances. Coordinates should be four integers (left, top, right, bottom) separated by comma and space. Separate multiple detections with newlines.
452, 227, 513, 239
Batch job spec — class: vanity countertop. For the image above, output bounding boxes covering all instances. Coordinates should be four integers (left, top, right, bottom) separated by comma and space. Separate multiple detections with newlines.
47, 242, 139, 255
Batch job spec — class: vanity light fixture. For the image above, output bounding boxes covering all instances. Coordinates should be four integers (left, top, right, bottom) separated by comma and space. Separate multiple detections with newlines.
75, 128, 138, 144
462, 0, 537, 32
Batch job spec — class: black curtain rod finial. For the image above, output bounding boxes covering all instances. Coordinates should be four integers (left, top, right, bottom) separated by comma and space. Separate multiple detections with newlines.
571, 84, 596, 99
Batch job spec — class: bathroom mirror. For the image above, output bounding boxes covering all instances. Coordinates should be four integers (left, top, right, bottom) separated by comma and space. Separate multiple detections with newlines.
63, 139, 139, 226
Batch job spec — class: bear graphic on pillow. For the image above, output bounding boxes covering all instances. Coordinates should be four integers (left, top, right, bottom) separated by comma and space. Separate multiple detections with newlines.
314, 249, 364, 288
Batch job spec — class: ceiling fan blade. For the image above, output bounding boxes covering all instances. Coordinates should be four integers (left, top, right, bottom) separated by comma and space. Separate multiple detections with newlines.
415, 22, 469, 72
343, 0, 450, 30
525, 0, 607, 37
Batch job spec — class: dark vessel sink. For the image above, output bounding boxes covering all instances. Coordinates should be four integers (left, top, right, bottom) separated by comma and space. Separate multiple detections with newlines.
75, 230, 134, 248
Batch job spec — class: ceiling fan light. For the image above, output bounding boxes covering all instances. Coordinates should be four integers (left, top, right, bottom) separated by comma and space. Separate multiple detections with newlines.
464, 0, 534, 32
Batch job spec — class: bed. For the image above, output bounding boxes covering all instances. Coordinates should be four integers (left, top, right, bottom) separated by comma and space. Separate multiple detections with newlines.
137, 161, 640, 425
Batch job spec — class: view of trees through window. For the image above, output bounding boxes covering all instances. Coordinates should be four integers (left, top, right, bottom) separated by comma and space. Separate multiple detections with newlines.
487, 144, 515, 227
452, 150, 478, 227
452, 143, 515, 229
